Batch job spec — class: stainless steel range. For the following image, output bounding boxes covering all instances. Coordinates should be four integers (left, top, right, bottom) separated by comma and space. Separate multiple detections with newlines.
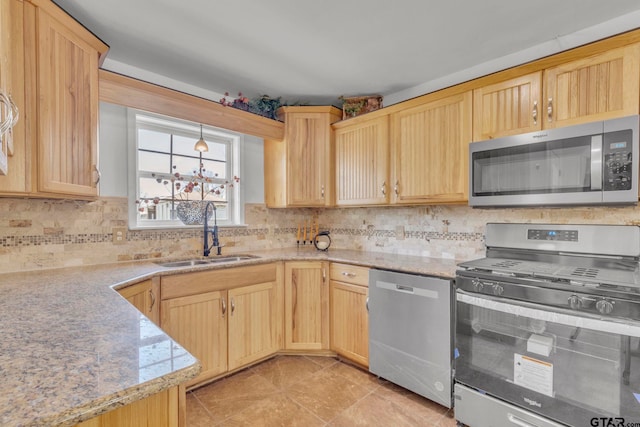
454, 223, 640, 427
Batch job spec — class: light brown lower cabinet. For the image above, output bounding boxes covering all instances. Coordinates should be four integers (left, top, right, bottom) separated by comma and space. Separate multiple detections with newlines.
329, 263, 369, 367
74, 386, 179, 427
118, 278, 160, 325
284, 261, 329, 350
160, 263, 283, 388
161, 290, 228, 386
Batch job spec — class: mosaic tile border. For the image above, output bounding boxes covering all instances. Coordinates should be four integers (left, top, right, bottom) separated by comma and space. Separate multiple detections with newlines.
0, 226, 482, 249
0, 227, 270, 248
273, 227, 485, 242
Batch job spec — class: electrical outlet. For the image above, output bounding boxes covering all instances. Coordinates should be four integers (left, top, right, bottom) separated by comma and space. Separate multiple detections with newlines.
112, 227, 127, 245
395, 225, 405, 240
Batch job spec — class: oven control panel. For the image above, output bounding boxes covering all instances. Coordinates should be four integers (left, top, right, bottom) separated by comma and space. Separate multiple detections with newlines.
527, 229, 578, 241
456, 272, 640, 320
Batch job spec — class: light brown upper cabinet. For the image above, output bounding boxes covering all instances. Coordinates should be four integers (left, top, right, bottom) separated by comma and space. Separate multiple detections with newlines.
334, 114, 390, 206
544, 43, 640, 129
390, 91, 472, 204
0, 0, 26, 188
34, 5, 104, 196
472, 72, 542, 141
265, 106, 342, 207
0, 0, 107, 198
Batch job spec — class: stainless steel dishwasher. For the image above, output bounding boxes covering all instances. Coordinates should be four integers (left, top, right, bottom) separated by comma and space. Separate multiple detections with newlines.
369, 269, 453, 408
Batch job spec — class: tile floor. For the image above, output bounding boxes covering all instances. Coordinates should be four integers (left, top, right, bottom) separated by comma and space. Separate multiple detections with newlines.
187, 355, 457, 427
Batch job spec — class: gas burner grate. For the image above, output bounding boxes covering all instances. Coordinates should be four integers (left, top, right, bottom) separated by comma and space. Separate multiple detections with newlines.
570, 267, 600, 278
491, 260, 523, 269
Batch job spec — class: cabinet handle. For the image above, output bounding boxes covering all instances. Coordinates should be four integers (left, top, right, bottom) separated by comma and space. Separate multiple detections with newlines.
230, 297, 235, 315
292, 281, 297, 330
342, 272, 356, 278
8, 94, 18, 128
149, 289, 155, 313
94, 166, 101, 185
381, 181, 386, 196
547, 97, 553, 122
0, 91, 13, 135
221, 297, 226, 316
366, 296, 369, 313
394, 180, 399, 195
322, 268, 326, 284
321, 185, 325, 198
532, 100, 538, 125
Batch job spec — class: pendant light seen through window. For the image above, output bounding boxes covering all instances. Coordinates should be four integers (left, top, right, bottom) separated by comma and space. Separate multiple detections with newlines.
194, 124, 209, 152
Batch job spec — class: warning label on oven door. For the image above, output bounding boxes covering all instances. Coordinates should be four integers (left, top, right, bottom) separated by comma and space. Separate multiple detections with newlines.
514, 353, 553, 397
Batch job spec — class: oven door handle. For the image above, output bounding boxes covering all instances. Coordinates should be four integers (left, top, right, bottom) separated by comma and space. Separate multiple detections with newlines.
457, 290, 640, 338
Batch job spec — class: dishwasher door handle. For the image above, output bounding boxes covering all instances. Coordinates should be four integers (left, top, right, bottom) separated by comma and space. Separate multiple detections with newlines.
375, 280, 439, 298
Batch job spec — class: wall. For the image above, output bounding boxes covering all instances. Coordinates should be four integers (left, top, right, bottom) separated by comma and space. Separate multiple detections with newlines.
2, 194, 640, 273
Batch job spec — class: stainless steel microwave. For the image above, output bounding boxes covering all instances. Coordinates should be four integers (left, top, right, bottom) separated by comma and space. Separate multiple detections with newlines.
469, 115, 639, 207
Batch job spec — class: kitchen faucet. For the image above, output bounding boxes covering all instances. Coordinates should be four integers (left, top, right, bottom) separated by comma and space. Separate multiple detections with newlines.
203, 201, 222, 256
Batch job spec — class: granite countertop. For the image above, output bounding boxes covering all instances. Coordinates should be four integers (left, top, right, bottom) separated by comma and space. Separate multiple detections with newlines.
0, 248, 462, 426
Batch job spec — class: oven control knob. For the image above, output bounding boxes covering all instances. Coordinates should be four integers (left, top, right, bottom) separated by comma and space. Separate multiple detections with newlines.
492, 284, 504, 296
596, 299, 614, 314
568, 295, 582, 310
472, 279, 484, 292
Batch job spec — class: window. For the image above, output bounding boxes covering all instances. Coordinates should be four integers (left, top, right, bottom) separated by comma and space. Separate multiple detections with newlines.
128, 110, 242, 228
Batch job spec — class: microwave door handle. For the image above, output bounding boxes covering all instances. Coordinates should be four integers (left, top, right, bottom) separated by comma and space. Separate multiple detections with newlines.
591, 135, 602, 191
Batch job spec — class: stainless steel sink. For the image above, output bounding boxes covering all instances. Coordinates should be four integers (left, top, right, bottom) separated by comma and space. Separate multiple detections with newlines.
156, 255, 259, 268
157, 259, 212, 268
206, 255, 258, 263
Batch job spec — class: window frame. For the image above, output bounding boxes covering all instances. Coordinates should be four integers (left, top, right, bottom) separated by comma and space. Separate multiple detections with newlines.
127, 109, 243, 230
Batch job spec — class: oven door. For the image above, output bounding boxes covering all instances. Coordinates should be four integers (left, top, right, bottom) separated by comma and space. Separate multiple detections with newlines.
455, 290, 640, 426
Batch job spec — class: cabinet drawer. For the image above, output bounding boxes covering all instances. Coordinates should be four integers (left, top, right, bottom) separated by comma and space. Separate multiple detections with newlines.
161, 263, 278, 300
329, 263, 369, 287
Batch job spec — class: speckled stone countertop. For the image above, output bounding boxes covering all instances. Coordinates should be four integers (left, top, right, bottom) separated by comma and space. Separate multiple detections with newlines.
0, 248, 463, 426
0, 263, 201, 427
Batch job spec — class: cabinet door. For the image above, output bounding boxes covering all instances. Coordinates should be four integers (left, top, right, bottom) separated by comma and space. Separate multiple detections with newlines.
391, 91, 472, 204
161, 291, 228, 385
75, 386, 179, 427
544, 43, 640, 128
36, 10, 99, 196
118, 279, 160, 325
334, 115, 390, 206
284, 107, 341, 207
284, 261, 329, 350
472, 72, 542, 141
228, 281, 281, 370
330, 280, 368, 367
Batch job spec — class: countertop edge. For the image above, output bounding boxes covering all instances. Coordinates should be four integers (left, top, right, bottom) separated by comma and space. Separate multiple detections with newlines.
54, 362, 201, 427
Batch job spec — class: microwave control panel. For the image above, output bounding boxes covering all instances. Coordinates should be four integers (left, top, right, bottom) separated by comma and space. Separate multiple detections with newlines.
603, 129, 633, 191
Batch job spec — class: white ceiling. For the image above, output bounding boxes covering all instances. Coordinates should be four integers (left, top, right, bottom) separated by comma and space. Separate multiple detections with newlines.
54, 0, 640, 107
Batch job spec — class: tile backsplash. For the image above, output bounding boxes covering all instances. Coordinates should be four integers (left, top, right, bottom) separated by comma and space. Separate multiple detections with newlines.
1, 196, 640, 273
